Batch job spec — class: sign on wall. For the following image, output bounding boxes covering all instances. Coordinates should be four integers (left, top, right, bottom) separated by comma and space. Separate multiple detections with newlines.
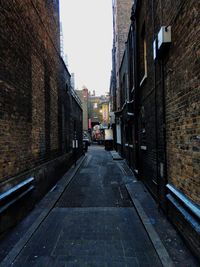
116, 124, 121, 144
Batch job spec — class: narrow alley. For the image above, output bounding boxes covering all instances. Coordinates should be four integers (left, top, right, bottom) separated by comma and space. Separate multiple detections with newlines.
0, 146, 198, 267
0, 1, 199, 266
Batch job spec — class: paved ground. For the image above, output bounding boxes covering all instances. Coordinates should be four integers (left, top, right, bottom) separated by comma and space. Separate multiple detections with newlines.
56, 150, 132, 208
0, 145, 198, 266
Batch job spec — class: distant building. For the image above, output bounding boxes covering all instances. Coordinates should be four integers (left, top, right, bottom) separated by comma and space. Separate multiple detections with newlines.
75, 88, 110, 133
88, 93, 110, 129
76, 87, 89, 131
88, 94, 102, 128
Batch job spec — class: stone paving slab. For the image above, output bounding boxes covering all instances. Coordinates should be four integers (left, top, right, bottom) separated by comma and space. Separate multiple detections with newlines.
56, 149, 132, 208
11, 208, 162, 267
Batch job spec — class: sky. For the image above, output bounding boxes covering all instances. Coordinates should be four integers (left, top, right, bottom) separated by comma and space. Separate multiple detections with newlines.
59, 0, 113, 96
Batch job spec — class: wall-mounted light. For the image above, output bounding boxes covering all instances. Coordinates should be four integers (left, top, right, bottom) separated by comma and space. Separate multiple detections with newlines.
153, 26, 172, 60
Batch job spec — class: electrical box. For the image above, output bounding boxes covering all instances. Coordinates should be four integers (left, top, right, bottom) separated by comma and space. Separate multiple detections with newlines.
157, 26, 171, 55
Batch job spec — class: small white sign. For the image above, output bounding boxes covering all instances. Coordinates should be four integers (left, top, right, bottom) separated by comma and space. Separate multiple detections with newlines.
72, 140, 75, 148
105, 129, 113, 140
116, 124, 121, 144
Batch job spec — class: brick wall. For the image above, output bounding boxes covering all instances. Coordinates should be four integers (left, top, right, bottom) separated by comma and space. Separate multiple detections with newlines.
76, 88, 89, 132
0, 0, 83, 233
113, 0, 132, 110
0, 0, 82, 186
129, 0, 200, 257
163, 0, 200, 205
31, 53, 46, 160
133, 0, 200, 205
0, 0, 57, 183
116, 0, 132, 71
135, 0, 160, 199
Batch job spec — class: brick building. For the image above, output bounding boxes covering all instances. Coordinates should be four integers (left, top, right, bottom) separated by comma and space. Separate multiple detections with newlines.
76, 87, 89, 132
112, 0, 200, 259
88, 93, 110, 129
110, 0, 133, 112
0, 0, 82, 232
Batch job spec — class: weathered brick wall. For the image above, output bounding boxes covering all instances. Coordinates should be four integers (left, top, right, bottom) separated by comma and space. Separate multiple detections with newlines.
0, 0, 54, 182
126, 0, 200, 257
134, 0, 200, 206
76, 88, 89, 132
113, 0, 132, 109
116, 0, 132, 71
135, 0, 160, 198
161, 0, 200, 205
50, 76, 59, 152
31, 53, 46, 160
0, 0, 82, 188
58, 61, 72, 153
0, 1, 33, 181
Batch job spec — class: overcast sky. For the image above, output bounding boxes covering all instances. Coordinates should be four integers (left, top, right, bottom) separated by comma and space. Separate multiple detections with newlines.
59, 0, 113, 96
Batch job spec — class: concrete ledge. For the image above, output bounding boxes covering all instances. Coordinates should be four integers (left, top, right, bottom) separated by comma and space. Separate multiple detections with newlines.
166, 187, 200, 261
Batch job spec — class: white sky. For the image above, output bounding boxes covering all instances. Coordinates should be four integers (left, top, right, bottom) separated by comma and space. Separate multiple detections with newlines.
59, 0, 113, 96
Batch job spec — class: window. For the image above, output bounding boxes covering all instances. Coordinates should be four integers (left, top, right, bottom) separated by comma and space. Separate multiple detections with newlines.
139, 23, 147, 85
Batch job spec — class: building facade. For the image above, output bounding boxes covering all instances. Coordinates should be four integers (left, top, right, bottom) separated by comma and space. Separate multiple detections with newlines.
76, 87, 89, 132
110, 0, 133, 112
0, 0, 82, 233
88, 93, 110, 129
112, 0, 200, 259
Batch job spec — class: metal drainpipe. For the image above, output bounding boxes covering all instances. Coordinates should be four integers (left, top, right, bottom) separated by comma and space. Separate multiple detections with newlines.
130, 1, 139, 176
126, 42, 131, 168
161, 58, 168, 207
133, 5, 139, 176
152, 0, 160, 207
159, 0, 168, 211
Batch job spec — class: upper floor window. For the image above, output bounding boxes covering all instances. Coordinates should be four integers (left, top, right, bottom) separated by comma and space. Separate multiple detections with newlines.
139, 23, 147, 86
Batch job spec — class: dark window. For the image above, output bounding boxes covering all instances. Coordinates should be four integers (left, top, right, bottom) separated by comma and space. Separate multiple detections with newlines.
139, 23, 147, 85
125, 124, 133, 144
